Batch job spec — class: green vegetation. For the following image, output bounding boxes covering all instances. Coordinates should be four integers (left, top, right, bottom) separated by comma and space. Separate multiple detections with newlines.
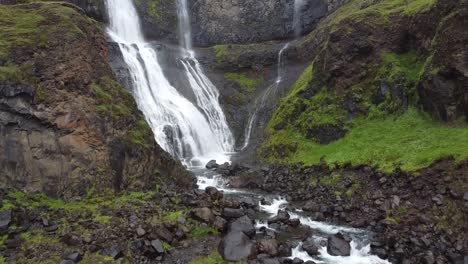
213, 45, 229, 59
224, 72, 264, 92
93, 77, 134, 120
134, 0, 163, 23
322, 0, 437, 30
189, 226, 219, 238
264, 108, 468, 172
190, 252, 224, 264
128, 118, 154, 148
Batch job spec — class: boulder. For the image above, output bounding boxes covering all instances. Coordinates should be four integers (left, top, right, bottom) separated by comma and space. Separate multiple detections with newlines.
102, 245, 123, 260
302, 238, 319, 256
327, 233, 350, 256
213, 216, 228, 231
222, 208, 245, 219
191, 207, 214, 223
206, 186, 223, 200
257, 239, 279, 256
62, 252, 83, 262
218, 231, 255, 262
229, 215, 256, 237
206, 160, 219, 169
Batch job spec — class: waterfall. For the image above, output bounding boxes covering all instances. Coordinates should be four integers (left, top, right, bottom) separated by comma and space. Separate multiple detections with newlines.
241, 43, 289, 150
105, 0, 233, 166
177, 0, 235, 156
293, 0, 306, 37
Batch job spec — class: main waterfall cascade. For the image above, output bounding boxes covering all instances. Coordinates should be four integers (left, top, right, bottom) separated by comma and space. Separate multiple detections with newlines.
176, 0, 235, 157
106, 0, 233, 166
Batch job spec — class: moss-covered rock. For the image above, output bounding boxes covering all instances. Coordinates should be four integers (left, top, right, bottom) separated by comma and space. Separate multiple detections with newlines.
260, 0, 468, 171
0, 3, 192, 198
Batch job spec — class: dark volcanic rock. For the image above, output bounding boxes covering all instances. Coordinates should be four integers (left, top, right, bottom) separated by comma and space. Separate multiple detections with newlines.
229, 215, 256, 237
327, 233, 351, 256
218, 231, 255, 262
302, 238, 319, 256
102, 245, 124, 260
222, 208, 245, 219
257, 239, 279, 256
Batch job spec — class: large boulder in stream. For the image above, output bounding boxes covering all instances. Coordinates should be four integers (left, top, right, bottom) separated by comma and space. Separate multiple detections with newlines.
219, 230, 256, 261
327, 233, 351, 256
229, 215, 256, 237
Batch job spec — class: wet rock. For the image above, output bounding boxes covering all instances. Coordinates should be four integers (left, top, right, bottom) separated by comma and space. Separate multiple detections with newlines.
213, 216, 228, 231
257, 239, 279, 256
206, 160, 219, 169
268, 210, 290, 224
223, 198, 241, 209
327, 233, 350, 256
229, 215, 255, 237
63, 252, 83, 262
240, 196, 256, 208
0, 210, 12, 231
191, 207, 214, 223
304, 261, 317, 264
222, 208, 245, 219
151, 239, 165, 255
302, 238, 319, 256
102, 245, 123, 259
218, 231, 255, 262
291, 257, 304, 264
287, 218, 300, 227
206, 186, 223, 200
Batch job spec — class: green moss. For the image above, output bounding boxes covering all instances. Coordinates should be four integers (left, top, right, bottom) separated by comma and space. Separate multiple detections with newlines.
224, 72, 264, 92
81, 252, 116, 264
321, 0, 437, 30
20, 230, 60, 246
213, 45, 229, 59
189, 226, 219, 238
163, 210, 184, 223
190, 252, 224, 264
264, 107, 468, 172
128, 118, 154, 149
92, 77, 134, 121
0, 256, 5, 264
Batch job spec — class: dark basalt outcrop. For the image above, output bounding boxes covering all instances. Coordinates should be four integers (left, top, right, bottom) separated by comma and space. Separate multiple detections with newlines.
0, 3, 192, 198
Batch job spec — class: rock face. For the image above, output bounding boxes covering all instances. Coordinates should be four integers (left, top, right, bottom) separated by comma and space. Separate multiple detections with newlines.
327, 233, 351, 256
418, 6, 468, 121
0, 3, 192, 198
189, 0, 328, 46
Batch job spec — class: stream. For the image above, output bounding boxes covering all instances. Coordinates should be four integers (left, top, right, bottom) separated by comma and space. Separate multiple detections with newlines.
195, 167, 391, 264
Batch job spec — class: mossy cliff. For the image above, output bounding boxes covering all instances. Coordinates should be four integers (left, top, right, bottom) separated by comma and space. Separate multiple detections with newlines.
0, 2, 192, 198
260, 0, 468, 172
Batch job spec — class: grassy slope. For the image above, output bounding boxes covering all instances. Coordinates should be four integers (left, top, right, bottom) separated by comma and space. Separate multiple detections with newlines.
261, 0, 468, 172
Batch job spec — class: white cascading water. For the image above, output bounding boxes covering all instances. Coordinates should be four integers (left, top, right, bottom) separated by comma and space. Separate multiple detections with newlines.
241, 43, 289, 150
293, 0, 306, 37
177, 0, 235, 158
105, 0, 233, 166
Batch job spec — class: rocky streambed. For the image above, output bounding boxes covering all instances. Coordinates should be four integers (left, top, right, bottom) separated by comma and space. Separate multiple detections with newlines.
194, 159, 467, 264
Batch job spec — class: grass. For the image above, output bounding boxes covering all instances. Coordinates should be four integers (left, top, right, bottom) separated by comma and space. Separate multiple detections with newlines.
224, 72, 263, 92
128, 118, 154, 148
190, 252, 224, 264
189, 226, 219, 238
264, 107, 468, 172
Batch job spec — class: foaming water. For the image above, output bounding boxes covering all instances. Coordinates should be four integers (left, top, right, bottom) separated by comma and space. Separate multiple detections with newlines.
290, 242, 391, 264
259, 197, 289, 216
288, 211, 364, 235
293, 0, 306, 37
177, 0, 234, 159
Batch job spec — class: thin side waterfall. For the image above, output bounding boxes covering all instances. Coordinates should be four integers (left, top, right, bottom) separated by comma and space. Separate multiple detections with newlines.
241, 43, 289, 150
293, 0, 306, 37
105, 0, 231, 166
177, 0, 235, 156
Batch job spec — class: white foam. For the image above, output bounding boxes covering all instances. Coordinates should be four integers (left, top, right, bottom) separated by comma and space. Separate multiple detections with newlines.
259, 197, 288, 216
